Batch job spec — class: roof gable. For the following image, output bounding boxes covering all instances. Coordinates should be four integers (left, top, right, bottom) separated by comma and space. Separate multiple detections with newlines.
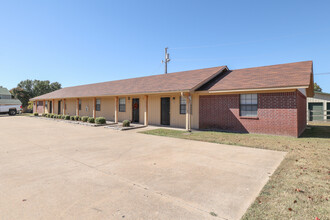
200, 61, 313, 93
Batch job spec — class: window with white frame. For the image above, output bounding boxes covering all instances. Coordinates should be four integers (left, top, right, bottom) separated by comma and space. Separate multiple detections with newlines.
180, 96, 186, 114
96, 99, 101, 111
240, 94, 258, 117
119, 98, 126, 112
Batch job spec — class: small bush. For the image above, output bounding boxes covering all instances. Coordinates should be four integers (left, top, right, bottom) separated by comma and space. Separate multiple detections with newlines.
33, 112, 39, 116
74, 116, 80, 121
53, 114, 58, 118
88, 117, 95, 123
70, 116, 75, 121
50, 114, 54, 118
123, 120, 130, 127
42, 113, 47, 117
95, 117, 106, 124
65, 115, 70, 120
82, 116, 88, 122
61, 115, 66, 119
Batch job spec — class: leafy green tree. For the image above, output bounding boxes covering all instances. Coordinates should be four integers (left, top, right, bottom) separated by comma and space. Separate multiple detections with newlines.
9, 87, 30, 107
314, 83, 322, 92
10, 80, 62, 107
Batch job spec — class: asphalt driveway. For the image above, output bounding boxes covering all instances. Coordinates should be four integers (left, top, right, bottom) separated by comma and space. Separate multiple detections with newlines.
0, 116, 285, 220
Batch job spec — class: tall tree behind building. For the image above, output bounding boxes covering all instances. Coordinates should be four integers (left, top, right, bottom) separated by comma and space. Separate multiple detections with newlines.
10, 80, 61, 107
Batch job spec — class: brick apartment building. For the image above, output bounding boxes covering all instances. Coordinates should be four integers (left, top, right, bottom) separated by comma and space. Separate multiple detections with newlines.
31, 61, 314, 137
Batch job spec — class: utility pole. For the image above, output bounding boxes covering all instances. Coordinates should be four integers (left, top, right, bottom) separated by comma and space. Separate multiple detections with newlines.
162, 47, 170, 74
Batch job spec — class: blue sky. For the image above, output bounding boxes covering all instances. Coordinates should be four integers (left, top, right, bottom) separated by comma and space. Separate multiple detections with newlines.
1, 0, 330, 92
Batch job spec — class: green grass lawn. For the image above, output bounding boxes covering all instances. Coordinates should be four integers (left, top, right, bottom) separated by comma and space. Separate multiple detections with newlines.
141, 126, 330, 220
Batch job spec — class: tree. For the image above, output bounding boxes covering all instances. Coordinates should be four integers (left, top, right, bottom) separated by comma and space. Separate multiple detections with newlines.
314, 83, 322, 92
10, 80, 62, 107
10, 87, 30, 107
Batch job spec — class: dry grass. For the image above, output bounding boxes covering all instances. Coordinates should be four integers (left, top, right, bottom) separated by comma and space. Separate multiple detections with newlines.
141, 126, 330, 219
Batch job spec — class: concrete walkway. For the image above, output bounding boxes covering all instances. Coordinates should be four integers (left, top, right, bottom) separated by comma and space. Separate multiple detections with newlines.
0, 116, 286, 220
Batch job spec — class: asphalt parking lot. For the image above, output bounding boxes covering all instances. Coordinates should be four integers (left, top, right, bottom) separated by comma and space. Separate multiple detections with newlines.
0, 116, 285, 220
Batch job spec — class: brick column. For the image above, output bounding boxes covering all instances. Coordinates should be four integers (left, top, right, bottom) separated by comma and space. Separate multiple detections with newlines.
52, 99, 54, 114
63, 99, 66, 115
43, 100, 45, 113
93, 97, 96, 118
144, 95, 148, 126
76, 98, 79, 116
115, 96, 118, 123
185, 93, 191, 131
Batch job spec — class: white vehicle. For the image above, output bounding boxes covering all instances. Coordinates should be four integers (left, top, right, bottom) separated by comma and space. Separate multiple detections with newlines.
0, 86, 22, 115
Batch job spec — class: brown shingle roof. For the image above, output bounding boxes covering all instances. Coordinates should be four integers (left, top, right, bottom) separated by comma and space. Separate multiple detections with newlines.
200, 61, 313, 92
31, 61, 314, 100
31, 66, 227, 100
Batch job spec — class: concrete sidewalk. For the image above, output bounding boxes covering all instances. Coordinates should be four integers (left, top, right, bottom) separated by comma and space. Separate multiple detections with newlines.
0, 116, 285, 220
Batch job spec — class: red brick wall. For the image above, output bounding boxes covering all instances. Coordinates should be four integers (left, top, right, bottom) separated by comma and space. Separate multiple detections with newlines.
297, 91, 307, 136
199, 91, 305, 137
34, 101, 44, 114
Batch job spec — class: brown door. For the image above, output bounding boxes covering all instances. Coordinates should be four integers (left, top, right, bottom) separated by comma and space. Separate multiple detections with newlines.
132, 98, 139, 123
58, 101, 61, 114
49, 101, 52, 113
161, 97, 170, 125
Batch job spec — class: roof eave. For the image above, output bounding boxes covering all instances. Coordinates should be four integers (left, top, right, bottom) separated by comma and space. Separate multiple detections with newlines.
196, 85, 309, 94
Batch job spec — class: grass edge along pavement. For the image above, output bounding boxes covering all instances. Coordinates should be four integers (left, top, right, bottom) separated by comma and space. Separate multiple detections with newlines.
140, 126, 330, 220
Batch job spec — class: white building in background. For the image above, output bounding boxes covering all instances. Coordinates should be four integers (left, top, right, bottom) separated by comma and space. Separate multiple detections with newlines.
307, 92, 330, 122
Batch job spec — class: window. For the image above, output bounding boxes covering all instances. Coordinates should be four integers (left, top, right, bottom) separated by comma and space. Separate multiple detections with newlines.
79, 100, 81, 110
119, 98, 126, 112
45, 101, 48, 108
96, 99, 101, 111
0, 95, 11, 99
240, 94, 258, 117
180, 96, 186, 114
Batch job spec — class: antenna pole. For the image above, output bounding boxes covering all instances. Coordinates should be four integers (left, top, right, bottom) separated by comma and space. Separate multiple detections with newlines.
165, 47, 168, 74
163, 47, 170, 74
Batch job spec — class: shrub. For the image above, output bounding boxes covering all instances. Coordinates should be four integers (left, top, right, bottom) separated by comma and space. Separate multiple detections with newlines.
61, 115, 66, 119
82, 116, 88, 122
57, 115, 61, 119
53, 114, 58, 118
95, 117, 106, 124
50, 114, 54, 118
65, 115, 70, 120
33, 112, 39, 116
88, 117, 95, 123
70, 116, 75, 121
123, 120, 130, 127
42, 113, 47, 117
74, 116, 81, 121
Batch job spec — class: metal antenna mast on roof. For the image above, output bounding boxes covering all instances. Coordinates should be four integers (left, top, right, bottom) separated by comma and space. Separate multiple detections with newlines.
162, 47, 170, 74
